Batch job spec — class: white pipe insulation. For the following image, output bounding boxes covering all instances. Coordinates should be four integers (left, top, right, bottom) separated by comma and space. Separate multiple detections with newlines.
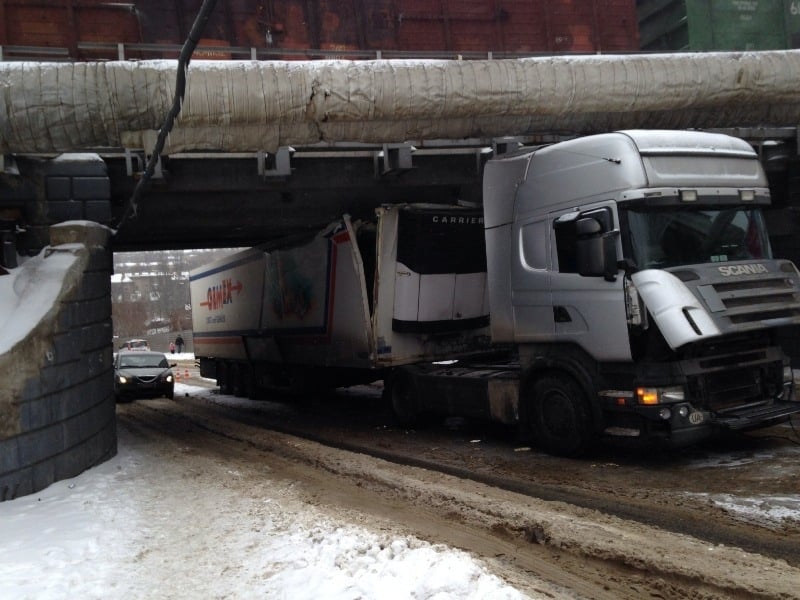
1, 51, 800, 154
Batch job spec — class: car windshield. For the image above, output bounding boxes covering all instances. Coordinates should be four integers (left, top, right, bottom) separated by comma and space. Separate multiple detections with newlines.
118, 354, 169, 369
121, 339, 149, 350
624, 207, 772, 269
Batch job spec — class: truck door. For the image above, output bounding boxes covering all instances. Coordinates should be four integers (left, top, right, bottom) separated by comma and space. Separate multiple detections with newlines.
549, 204, 631, 362
509, 217, 554, 340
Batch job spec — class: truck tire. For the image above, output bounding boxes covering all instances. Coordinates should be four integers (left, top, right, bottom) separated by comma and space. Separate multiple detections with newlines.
233, 364, 256, 399
219, 362, 234, 396
385, 368, 419, 427
231, 363, 245, 397
527, 374, 594, 457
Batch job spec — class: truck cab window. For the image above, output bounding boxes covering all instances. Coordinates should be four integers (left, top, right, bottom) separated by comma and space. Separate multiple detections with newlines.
625, 207, 772, 269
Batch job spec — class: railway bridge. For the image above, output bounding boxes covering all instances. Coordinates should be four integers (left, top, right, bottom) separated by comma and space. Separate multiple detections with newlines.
3, 50, 800, 499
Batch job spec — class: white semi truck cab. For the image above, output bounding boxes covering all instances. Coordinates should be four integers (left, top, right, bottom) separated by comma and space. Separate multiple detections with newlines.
472, 130, 800, 454
191, 129, 800, 457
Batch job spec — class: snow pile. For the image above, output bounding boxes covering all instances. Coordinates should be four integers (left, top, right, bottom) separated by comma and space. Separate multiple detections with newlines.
0, 415, 531, 599
260, 524, 522, 599
0, 248, 79, 355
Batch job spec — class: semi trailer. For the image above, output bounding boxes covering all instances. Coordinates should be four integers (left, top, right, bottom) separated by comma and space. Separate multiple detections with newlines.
190, 201, 492, 393
190, 130, 800, 455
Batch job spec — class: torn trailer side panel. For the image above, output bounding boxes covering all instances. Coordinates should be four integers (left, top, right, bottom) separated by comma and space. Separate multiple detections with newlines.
189, 204, 493, 390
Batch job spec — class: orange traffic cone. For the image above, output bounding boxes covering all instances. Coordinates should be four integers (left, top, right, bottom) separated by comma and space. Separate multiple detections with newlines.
175, 370, 181, 381
184, 368, 190, 380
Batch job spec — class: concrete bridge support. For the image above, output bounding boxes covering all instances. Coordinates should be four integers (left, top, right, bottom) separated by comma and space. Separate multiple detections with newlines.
0, 222, 116, 501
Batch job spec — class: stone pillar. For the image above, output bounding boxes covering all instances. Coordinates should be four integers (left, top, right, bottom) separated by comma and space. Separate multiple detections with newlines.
0, 222, 116, 501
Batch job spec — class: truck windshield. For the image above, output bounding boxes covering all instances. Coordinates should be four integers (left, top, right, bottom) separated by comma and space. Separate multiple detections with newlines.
625, 207, 772, 269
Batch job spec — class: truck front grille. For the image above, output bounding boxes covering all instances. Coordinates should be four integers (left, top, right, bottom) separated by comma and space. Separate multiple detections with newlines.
695, 369, 763, 412
683, 340, 784, 413
711, 276, 800, 325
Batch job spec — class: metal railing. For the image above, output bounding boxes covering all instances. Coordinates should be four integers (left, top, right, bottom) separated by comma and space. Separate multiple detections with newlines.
0, 41, 620, 62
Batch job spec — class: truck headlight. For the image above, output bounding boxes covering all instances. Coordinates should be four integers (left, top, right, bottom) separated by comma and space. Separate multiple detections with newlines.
636, 386, 685, 405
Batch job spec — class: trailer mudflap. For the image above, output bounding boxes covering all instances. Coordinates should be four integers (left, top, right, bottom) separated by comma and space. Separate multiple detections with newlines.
713, 401, 800, 430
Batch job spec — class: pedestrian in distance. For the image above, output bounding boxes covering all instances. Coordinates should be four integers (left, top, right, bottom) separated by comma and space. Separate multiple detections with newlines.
175, 334, 184, 353
169, 341, 176, 354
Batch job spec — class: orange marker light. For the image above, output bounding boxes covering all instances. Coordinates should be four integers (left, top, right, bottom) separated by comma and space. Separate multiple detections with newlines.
636, 387, 659, 405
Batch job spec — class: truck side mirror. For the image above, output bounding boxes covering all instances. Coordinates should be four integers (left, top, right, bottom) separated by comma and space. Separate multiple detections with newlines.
576, 217, 618, 281
602, 231, 619, 282
576, 217, 602, 237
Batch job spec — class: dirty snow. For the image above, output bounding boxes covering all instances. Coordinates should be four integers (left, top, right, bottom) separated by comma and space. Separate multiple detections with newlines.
4, 248, 800, 598
683, 441, 800, 529
0, 392, 531, 600
686, 491, 800, 529
710, 494, 800, 525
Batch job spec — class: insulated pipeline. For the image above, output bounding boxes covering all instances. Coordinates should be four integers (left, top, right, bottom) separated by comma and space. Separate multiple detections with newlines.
2, 51, 800, 154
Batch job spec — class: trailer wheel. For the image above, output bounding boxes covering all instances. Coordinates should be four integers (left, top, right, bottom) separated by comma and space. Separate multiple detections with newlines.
239, 365, 257, 399
219, 362, 234, 395
386, 368, 419, 426
231, 363, 246, 397
527, 374, 593, 457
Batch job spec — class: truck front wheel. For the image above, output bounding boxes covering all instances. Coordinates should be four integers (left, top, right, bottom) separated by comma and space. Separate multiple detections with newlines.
527, 375, 593, 457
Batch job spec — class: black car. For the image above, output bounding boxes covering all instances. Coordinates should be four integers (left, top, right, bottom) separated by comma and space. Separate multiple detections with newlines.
114, 351, 175, 402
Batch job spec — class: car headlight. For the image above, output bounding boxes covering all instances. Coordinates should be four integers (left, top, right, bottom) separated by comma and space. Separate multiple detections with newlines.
636, 386, 685, 405
166, 374, 174, 383
118, 375, 128, 384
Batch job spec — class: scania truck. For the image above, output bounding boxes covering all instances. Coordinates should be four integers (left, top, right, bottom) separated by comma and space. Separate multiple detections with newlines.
191, 130, 800, 455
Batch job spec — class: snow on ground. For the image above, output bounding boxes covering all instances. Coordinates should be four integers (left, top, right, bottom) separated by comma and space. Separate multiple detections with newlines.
683, 484, 800, 530
0, 389, 532, 600
683, 437, 800, 529
165, 351, 196, 362
705, 494, 800, 526
176, 371, 800, 536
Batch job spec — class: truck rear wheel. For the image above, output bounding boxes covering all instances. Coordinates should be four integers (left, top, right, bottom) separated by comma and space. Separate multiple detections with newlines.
527, 374, 593, 457
231, 363, 254, 398
385, 368, 419, 427
219, 362, 234, 395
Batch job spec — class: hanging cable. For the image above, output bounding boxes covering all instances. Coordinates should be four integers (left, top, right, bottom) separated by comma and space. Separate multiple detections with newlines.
115, 0, 218, 231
